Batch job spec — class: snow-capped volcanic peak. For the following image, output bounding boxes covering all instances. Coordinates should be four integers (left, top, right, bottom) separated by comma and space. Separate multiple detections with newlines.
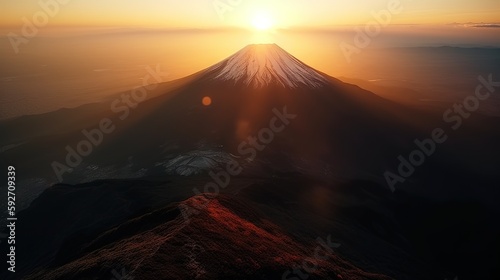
209, 44, 329, 88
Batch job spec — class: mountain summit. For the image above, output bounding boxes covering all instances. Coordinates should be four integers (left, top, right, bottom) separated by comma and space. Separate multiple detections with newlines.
206, 44, 329, 88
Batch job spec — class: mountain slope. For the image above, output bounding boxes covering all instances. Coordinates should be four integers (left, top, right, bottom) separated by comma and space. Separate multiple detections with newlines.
8, 173, 496, 280
23, 192, 394, 280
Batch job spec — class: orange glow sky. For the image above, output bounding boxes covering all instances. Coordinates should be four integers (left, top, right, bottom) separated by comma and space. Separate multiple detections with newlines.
0, 0, 499, 28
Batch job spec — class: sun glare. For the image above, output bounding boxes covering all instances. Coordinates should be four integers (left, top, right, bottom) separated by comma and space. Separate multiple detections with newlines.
251, 12, 274, 31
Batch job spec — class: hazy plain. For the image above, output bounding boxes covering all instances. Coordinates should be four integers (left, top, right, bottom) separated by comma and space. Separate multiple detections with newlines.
1, 25, 499, 119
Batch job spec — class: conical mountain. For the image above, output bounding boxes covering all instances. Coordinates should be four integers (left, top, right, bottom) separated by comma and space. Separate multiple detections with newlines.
1, 44, 421, 184
64, 44, 419, 182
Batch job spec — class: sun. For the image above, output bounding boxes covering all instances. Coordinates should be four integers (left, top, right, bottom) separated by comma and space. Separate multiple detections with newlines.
251, 12, 274, 31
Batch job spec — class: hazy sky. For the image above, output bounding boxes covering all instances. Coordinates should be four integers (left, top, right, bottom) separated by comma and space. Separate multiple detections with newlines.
1, 0, 499, 28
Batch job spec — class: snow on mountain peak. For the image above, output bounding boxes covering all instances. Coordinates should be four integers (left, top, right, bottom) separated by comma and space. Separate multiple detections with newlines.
208, 44, 329, 88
